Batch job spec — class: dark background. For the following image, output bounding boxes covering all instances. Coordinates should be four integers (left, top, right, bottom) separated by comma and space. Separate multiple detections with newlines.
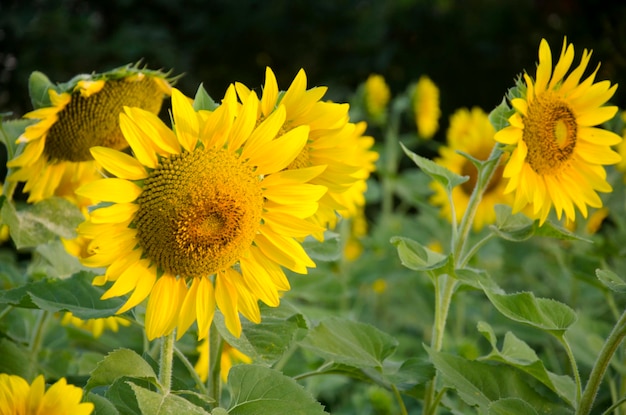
1, 0, 626, 134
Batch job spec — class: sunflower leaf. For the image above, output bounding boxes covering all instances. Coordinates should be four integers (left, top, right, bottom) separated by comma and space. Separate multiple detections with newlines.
0, 118, 36, 161
390, 236, 451, 274
488, 398, 539, 415
87, 349, 158, 393
130, 383, 211, 415
596, 269, 626, 293
227, 364, 328, 415
1, 197, 84, 249
0, 271, 124, 319
482, 290, 577, 335
400, 142, 468, 192
299, 317, 397, 369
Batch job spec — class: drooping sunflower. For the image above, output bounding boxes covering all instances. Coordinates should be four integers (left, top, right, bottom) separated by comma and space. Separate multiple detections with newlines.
61, 312, 131, 338
6, 64, 173, 207
0, 374, 93, 415
76, 87, 326, 340
412, 75, 441, 139
495, 38, 622, 224
430, 107, 513, 231
234, 67, 378, 238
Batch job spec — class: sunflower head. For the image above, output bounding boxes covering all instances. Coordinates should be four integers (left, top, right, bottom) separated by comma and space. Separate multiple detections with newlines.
75, 85, 327, 340
364, 74, 391, 121
430, 107, 512, 231
6, 63, 175, 205
412, 75, 441, 139
61, 312, 131, 338
494, 37, 621, 224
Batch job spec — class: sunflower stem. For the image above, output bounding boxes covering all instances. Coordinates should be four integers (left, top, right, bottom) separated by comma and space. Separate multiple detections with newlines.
158, 331, 176, 395
28, 310, 50, 378
208, 327, 224, 406
557, 333, 582, 408
578, 308, 626, 415
173, 345, 208, 395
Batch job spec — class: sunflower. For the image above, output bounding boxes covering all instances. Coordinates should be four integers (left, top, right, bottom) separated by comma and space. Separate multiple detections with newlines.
364, 74, 391, 120
194, 337, 252, 383
0, 374, 93, 415
234, 67, 378, 238
61, 312, 131, 338
6, 64, 173, 207
76, 87, 326, 340
495, 38, 621, 224
413, 75, 441, 139
430, 107, 513, 231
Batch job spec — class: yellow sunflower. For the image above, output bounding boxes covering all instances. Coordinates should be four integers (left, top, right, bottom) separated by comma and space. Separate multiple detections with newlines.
614, 111, 626, 174
75, 87, 326, 340
194, 337, 252, 383
430, 107, 513, 231
6, 65, 173, 207
61, 312, 131, 338
413, 75, 441, 139
495, 38, 621, 224
364, 74, 391, 120
0, 374, 93, 415
234, 67, 378, 238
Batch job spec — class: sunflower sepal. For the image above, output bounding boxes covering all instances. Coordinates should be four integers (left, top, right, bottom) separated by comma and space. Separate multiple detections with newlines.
28, 71, 57, 109
488, 97, 515, 132
193, 83, 219, 111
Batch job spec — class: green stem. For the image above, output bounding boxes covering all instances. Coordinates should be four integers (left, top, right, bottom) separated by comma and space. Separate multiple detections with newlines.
28, 310, 49, 377
459, 233, 496, 268
208, 327, 224, 405
578, 308, 626, 415
557, 334, 582, 408
601, 395, 626, 415
391, 383, 409, 415
158, 331, 176, 395
173, 345, 208, 395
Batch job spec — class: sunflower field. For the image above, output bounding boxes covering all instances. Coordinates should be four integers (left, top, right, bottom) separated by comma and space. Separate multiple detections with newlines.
3, 1, 626, 414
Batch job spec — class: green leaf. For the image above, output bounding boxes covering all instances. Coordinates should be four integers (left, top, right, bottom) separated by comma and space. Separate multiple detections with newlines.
488, 398, 538, 415
302, 232, 342, 262
491, 205, 589, 243
455, 268, 501, 292
299, 317, 397, 368
227, 364, 328, 415
1, 197, 85, 249
106, 377, 143, 415
193, 83, 219, 111
488, 97, 514, 132
214, 304, 306, 365
0, 271, 124, 319
87, 349, 158, 392
86, 392, 121, 415
28, 71, 55, 109
31, 240, 90, 278
212, 409, 229, 415
400, 142, 468, 191
0, 338, 32, 379
0, 118, 36, 161
390, 236, 451, 273
596, 269, 626, 293
477, 321, 575, 406
130, 384, 211, 415
483, 290, 577, 335
427, 348, 571, 413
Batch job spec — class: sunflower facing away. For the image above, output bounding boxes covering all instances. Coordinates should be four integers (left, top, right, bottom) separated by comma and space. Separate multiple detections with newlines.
6, 64, 173, 207
431, 107, 513, 231
234, 67, 378, 238
0, 374, 93, 415
61, 312, 131, 338
76, 87, 327, 340
495, 38, 622, 224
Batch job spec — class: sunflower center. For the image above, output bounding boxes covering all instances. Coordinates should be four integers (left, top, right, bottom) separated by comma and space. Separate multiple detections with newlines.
44, 77, 165, 162
522, 93, 577, 175
134, 147, 264, 277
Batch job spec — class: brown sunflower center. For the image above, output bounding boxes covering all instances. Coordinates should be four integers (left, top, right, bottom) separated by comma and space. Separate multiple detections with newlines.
134, 148, 264, 277
44, 77, 166, 162
522, 93, 577, 175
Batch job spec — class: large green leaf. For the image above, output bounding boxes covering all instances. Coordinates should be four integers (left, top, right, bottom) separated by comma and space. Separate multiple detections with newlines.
130, 384, 211, 415
0, 271, 124, 319
596, 269, 626, 293
86, 392, 121, 415
400, 142, 468, 191
227, 364, 328, 415
427, 348, 571, 413
1, 197, 84, 249
488, 398, 538, 415
214, 304, 307, 365
477, 321, 575, 406
483, 290, 577, 335
0, 118, 36, 160
299, 317, 397, 369
87, 349, 158, 392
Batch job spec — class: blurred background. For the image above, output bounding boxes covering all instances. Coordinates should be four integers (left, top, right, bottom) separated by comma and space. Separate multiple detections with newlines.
2, 0, 626, 123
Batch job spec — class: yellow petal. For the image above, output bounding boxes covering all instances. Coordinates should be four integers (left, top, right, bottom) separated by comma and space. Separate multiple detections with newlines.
261, 67, 279, 117
215, 271, 242, 337
172, 88, 199, 152
115, 261, 156, 314
146, 275, 187, 340
196, 276, 216, 337
91, 146, 147, 180
77, 178, 142, 203
177, 277, 200, 339
119, 112, 158, 169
